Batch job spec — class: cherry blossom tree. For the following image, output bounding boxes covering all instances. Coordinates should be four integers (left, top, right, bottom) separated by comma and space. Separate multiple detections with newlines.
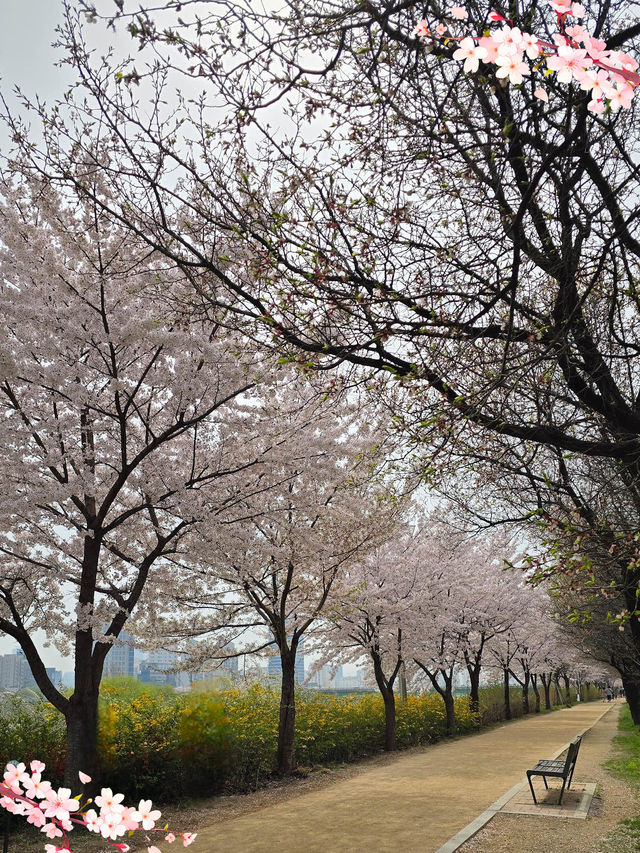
316, 524, 424, 751
146, 381, 397, 775
0, 172, 278, 785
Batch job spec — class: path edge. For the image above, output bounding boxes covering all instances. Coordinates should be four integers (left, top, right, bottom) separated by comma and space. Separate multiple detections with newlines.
432, 703, 617, 853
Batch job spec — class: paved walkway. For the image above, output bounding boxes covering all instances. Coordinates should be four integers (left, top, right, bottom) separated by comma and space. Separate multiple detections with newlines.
195, 701, 618, 853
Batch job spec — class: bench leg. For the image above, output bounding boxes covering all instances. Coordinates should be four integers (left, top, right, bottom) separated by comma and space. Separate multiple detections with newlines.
527, 772, 538, 805
568, 764, 576, 789
558, 776, 568, 805
542, 775, 548, 789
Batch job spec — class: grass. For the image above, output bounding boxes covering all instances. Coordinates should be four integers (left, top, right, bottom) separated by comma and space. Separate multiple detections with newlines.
601, 705, 640, 851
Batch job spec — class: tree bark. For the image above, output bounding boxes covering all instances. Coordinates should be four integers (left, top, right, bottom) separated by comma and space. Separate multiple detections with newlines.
541, 673, 552, 710
443, 689, 457, 737
464, 644, 484, 715
64, 689, 100, 787
467, 666, 481, 715
372, 652, 397, 751
531, 675, 541, 713
417, 663, 456, 736
621, 673, 640, 724
503, 667, 512, 720
522, 670, 530, 714
276, 647, 298, 775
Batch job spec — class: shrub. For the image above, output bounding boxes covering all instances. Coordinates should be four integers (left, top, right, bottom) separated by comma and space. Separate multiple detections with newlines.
0, 694, 65, 783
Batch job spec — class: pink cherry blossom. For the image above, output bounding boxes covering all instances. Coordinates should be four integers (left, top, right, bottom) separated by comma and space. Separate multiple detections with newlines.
608, 81, 634, 110
496, 53, 531, 84
26, 804, 48, 827
549, 0, 572, 13
436, 23, 448, 37
579, 68, 613, 100
181, 834, 197, 847
121, 805, 142, 831
23, 773, 52, 800
413, 19, 429, 37
449, 6, 468, 19
479, 36, 501, 64
0, 796, 20, 814
84, 808, 103, 833
489, 10, 509, 21
42, 822, 64, 839
571, 2, 586, 16
584, 36, 608, 61
520, 33, 540, 59
453, 37, 488, 73
148, 847, 162, 853
493, 26, 524, 55
546, 45, 592, 83
619, 52, 639, 72
3, 763, 28, 793
132, 799, 162, 831
95, 788, 125, 813
565, 24, 586, 40
42, 787, 78, 822
30, 761, 46, 775
166, 833, 177, 842
100, 813, 127, 840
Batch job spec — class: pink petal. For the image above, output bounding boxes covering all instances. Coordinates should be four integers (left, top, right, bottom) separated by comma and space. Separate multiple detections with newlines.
534, 87, 549, 101
78, 772, 92, 784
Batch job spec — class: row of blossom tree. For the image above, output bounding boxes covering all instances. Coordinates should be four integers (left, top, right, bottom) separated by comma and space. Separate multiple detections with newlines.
308, 522, 611, 752
0, 168, 605, 795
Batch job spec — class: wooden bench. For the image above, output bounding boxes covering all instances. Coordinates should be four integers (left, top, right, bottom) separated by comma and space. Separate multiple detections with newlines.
526, 735, 582, 805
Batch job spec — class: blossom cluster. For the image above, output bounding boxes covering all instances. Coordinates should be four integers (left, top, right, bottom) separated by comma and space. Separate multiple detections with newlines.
0, 761, 197, 853
413, 0, 639, 112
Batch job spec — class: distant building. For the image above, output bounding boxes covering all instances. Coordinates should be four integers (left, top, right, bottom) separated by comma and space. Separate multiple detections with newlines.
190, 643, 239, 685
103, 630, 135, 678
0, 649, 37, 691
335, 670, 363, 691
139, 648, 188, 689
45, 667, 62, 688
267, 649, 305, 684
311, 665, 342, 689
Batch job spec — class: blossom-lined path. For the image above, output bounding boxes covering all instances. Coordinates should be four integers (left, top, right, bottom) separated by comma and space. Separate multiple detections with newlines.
194, 701, 618, 853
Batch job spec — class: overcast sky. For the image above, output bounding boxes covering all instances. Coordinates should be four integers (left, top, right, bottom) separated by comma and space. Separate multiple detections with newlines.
0, 2, 69, 105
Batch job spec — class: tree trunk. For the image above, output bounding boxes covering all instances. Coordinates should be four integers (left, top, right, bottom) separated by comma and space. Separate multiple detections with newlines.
621, 673, 640, 724
563, 674, 572, 706
503, 667, 512, 720
372, 652, 397, 751
531, 675, 541, 713
64, 689, 100, 787
382, 688, 397, 751
464, 641, 485, 716
466, 663, 481, 715
276, 649, 297, 776
444, 688, 457, 737
522, 670, 530, 714
541, 673, 552, 710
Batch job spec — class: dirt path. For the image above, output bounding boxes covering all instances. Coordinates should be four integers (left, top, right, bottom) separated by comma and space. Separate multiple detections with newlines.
193, 701, 622, 853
